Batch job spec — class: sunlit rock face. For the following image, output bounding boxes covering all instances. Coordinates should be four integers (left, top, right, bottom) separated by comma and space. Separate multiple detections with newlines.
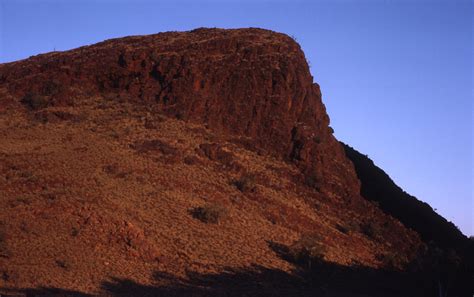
0, 28, 360, 199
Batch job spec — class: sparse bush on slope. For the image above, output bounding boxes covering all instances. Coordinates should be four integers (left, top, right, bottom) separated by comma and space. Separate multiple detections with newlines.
361, 221, 383, 240
21, 93, 50, 110
288, 234, 327, 270
191, 204, 228, 224
233, 173, 257, 193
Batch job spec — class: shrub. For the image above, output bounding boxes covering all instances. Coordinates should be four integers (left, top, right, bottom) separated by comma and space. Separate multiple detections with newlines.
339, 221, 361, 234
233, 173, 257, 193
131, 139, 177, 155
0, 229, 8, 258
361, 221, 382, 240
336, 224, 349, 234
377, 252, 408, 270
21, 93, 50, 110
198, 143, 235, 167
371, 200, 381, 208
348, 221, 362, 233
289, 234, 327, 269
55, 259, 70, 270
184, 155, 200, 165
304, 175, 320, 190
33, 110, 82, 124
191, 204, 227, 224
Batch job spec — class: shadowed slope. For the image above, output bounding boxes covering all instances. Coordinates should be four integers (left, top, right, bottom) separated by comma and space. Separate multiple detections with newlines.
341, 143, 467, 249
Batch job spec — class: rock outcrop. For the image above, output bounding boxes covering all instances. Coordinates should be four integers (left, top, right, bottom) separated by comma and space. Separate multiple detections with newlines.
0, 28, 359, 199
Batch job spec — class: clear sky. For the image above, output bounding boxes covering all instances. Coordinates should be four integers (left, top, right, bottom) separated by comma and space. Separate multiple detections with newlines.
1, 0, 472, 235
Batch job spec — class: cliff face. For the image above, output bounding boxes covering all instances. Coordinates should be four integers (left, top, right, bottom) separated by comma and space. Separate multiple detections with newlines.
0, 28, 359, 199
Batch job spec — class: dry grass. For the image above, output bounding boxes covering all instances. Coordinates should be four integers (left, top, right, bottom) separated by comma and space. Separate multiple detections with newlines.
0, 95, 416, 294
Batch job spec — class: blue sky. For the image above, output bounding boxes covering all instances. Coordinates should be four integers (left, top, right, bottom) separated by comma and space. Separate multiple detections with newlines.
1, 0, 472, 236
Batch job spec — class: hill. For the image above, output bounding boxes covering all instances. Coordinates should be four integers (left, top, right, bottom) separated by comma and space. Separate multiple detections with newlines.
0, 28, 468, 296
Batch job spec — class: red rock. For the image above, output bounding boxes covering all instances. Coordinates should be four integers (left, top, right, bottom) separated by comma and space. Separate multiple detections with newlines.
0, 28, 359, 200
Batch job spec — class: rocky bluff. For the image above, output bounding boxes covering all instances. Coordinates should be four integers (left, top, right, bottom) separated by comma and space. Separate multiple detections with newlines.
0, 28, 359, 199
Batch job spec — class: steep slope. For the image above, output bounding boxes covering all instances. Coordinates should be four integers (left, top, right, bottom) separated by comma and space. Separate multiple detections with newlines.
0, 28, 423, 295
341, 143, 467, 249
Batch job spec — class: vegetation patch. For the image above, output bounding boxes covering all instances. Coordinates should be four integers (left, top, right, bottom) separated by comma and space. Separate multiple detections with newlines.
103, 163, 130, 178
336, 224, 349, 234
233, 173, 257, 193
33, 110, 83, 124
55, 259, 70, 270
184, 155, 201, 165
336, 222, 360, 235
361, 221, 382, 240
191, 204, 227, 224
21, 93, 50, 110
131, 139, 178, 155
198, 143, 236, 168
288, 234, 327, 269
304, 175, 321, 191
0, 228, 9, 258
376, 253, 407, 270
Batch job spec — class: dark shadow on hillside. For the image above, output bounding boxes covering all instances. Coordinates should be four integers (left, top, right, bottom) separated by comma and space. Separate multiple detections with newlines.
267, 240, 431, 297
99, 242, 437, 297
99, 261, 434, 297
0, 287, 93, 297
3, 240, 470, 297
340, 143, 474, 296
341, 142, 467, 250
101, 266, 318, 297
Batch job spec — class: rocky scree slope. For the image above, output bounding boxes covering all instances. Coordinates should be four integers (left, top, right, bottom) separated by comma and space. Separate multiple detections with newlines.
0, 28, 422, 294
